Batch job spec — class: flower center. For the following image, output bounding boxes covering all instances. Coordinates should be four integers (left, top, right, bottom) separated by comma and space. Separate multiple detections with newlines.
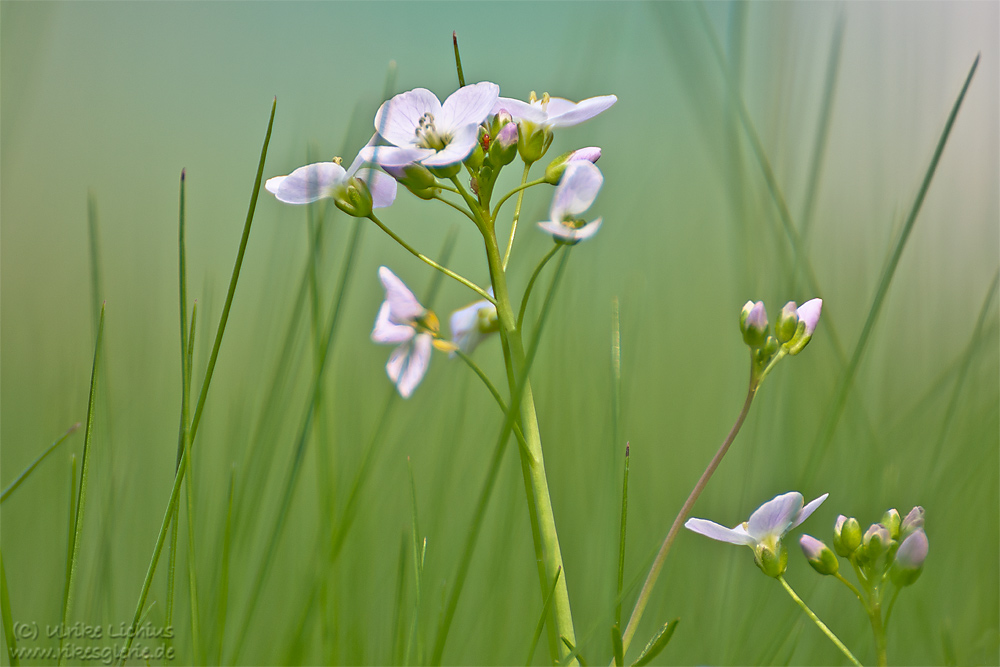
561, 215, 587, 230
414, 113, 450, 151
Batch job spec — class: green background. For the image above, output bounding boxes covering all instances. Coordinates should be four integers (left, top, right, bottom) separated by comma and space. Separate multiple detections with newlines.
2, 2, 997, 664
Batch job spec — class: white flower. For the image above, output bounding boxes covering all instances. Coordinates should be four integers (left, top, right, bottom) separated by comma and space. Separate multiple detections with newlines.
493, 92, 617, 130
449, 292, 498, 355
537, 160, 604, 243
265, 152, 397, 211
371, 267, 439, 398
685, 491, 829, 577
369, 82, 499, 168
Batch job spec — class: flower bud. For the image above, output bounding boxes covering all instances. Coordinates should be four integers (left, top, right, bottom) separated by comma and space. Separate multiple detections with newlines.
833, 516, 862, 556
756, 541, 788, 578
890, 530, 928, 587
334, 177, 373, 218
384, 163, 438, 200
544, 146, 602, 184
786, 298, 822, 355
863, 523, 892, 561
775, 301, 799, 344
465, 130, 486, 171
882, 509, 901, 540
740, 301, 768, 348
900, 506, 924, 537
518, 123, 553, 164
428, 163, 461, 179
489, 122, 518, 167
800, 535, 839, 575
490, 109, 513, 137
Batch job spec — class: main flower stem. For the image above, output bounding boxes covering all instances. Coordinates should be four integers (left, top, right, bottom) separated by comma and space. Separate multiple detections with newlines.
482, 230, 578, 664
777, 575, 863, 667
620, 367, 758, 656
869, 600, 888, 666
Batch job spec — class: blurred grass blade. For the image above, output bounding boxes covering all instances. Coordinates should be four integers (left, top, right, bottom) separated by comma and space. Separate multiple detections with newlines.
119, 97, 276, 664
392, 533, 409, 666
1, 549, 19, 666
405, 459, 425, 665
631, 618, 679, 667
804, 53, 981, 480
59, 302, 105, 663
1, 423, 80, 503
524, 568, 562, 667
559, 636, 586, 666
929, 269, 999, 474
184, 302, 202, 664
615, 442, 629, 629
434, 249, 572, 665
216, 465, 235, 664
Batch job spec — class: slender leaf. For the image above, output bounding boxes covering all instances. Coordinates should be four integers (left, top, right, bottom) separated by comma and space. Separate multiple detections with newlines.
1, 423, 80, 503
631, 618, 679, 667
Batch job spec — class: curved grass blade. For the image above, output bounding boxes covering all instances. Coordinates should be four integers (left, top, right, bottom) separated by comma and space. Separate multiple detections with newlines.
59, 302, 105, 665
1, 423, 80, 503
631, 618, 679, 667
119, 97, 275, 664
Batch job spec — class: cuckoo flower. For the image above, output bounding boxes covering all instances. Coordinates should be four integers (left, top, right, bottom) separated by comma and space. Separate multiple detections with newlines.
449, 292, 498, 355
370, 82, 499, 168
370, 267, 443, 398
493, 92, 617, 130
265, 152, 397, 215
537, 160, 604, 243
685, 491, 829, 577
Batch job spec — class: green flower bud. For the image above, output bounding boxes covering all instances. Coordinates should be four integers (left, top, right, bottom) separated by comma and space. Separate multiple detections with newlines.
882, 509, 901, 540
518, 122, 553, 164
863, 523, 892, 561
756, 541, 788, 578
334, 177, 373, 218
466, 139, 484, 171
428, 163, 461, 179
800, 535, 839, 575
834, 516, 862, 556
488, 121, 518, 167
890, 530, 927, 587
775, 301, 799, 343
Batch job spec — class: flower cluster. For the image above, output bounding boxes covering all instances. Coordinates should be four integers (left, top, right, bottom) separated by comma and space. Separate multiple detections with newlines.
266, 80, 615, 397
738, 298, 823, 381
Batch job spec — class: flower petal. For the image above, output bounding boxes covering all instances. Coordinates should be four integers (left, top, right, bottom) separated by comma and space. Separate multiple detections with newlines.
492, 97, 547, 124
790, 493, 829, 531
550, 161, 603, 220
378, 266, 424, 322
353, 168, 398, 209
386, 340, 411, 384
537, 218, 602, 243
266, 162, 347, 205
438, 82, 499, 131
366, 145, 437, 169
420, 123, 481, 167
747, 492, 804, 542
372, 301, 415, 344
545, 94, 617, 128
685, 518, 756, 546
796, 298, 823, 336
374, 87, 442, 147
396, 333, 433, 398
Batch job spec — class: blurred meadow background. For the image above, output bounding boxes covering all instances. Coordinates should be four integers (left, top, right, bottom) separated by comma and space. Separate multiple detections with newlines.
2, 2, 998, 665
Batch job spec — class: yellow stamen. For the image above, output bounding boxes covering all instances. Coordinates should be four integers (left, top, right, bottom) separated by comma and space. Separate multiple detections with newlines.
332, 156, 343, 165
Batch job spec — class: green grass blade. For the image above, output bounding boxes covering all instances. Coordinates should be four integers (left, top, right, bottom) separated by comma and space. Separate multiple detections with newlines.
119, 98, 275, 664
615, 442, 630, 630
631, 618, 679, 667
61, 454, 77, 627
59, 302, 105, 665
184, 302, 202, 664
405, 459, 425, 666
1, 423, 80, 503
0, 548, 18, 666
432, 249, 572, 665
452, 31, 466, 88
612, 297, 626, 630
524, 568, 563, 666
803, 53, 981, 480
611, 624, 624, 667
391, 533, 409, 666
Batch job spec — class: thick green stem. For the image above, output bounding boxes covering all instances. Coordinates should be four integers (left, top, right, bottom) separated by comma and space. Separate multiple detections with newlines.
482, 232, 578, 664
869, 600, 888, 667
621, 366, 758, 654
778, 575, 862, 667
